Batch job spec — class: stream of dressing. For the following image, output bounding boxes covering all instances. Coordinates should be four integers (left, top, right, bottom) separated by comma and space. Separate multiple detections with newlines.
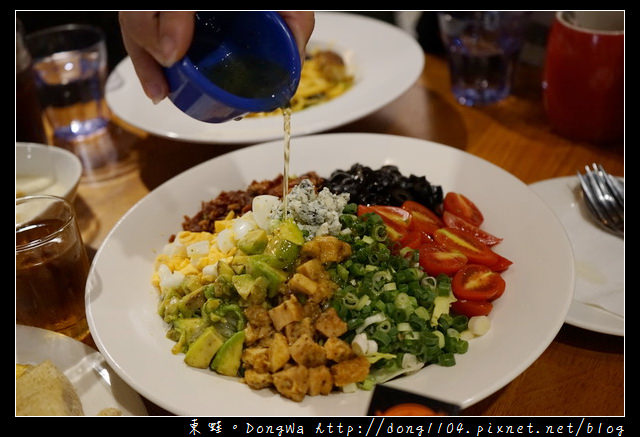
281, 105, 292, 218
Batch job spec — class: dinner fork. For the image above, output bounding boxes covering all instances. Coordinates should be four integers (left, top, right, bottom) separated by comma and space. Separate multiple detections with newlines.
577, 163, 624, 237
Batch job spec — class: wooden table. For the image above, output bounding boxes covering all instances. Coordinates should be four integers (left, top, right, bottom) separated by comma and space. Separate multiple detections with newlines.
75, 53, 624, 416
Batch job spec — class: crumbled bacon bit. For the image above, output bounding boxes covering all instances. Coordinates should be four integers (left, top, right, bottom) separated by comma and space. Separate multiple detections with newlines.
181, 172, 324, 233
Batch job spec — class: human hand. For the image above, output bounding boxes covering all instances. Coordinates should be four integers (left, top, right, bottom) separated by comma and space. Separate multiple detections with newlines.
118, 11, 315, 104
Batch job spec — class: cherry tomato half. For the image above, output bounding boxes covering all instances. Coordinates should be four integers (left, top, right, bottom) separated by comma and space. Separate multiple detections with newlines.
402, 200, 444, 236
443, 192, 484, 227
451, 299, 493, 317
400, 230, 424, 250
357, 205, 411, 232
452, 264, 506, 302
433, 227, 498, 267
442, 211, 502, 247
418, 246, 468, 276
487, 252, 513, 273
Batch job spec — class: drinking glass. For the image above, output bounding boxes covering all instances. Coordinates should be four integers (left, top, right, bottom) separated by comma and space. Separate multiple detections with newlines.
16, 195, 90, 341
438, 11, 530, 106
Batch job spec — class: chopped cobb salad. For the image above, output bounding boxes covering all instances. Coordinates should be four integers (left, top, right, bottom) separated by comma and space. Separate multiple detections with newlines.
151, 167, 511, 402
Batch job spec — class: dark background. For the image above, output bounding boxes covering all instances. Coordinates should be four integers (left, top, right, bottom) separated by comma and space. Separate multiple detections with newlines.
16, 11, 447, 73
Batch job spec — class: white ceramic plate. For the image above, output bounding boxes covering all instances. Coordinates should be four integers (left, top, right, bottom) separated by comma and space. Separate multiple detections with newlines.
15, 324, 148, 416
530, 176, 624, 336
86, 133, 574, 415
105, 12, 424, 144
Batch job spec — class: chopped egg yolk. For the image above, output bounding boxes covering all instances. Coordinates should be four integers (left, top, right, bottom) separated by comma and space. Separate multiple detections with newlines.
152, 212, 261, 291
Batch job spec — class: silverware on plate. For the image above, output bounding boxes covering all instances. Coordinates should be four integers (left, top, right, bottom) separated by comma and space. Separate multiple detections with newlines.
577, 163, 624, 238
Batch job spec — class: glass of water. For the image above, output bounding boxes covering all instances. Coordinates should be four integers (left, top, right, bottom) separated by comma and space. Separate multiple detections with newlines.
438, 11, 530, 106
26, 24, 109, 141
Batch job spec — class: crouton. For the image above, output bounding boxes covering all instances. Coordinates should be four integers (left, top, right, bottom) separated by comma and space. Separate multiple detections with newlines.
268, 295, 304, 331
301, 236, 352, 263
268, 333, 290, 372
302, 302, 322, 321
331, 356, 370, 387
244, 323, 274, 346
296, 258, 326, 281
243, 369, 273, 390
272, 365, 309, 402
289, 335, 326, 368
284, 317, 316, 344
324, 336, 355, 362
244, 305, 272, 328
315, 307, 348, 338
288, 273, 319, 297
241, 347, 270, 373
307, 366, 333, 396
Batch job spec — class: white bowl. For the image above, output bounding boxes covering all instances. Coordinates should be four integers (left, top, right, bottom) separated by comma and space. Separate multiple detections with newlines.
16, 142, 82, 202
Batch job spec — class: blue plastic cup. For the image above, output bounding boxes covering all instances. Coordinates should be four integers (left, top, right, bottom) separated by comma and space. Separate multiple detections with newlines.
165, 11, 302, 123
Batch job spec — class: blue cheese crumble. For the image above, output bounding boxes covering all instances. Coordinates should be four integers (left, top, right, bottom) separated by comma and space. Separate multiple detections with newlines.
272, 179, 350, 240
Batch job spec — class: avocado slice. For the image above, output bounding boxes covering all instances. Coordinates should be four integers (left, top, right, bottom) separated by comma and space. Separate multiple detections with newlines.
237, 229, 268, 255
184, 326, 225, 369
273, 219, 304, 245
247, 257, 289, 296
210, 330, 246, 376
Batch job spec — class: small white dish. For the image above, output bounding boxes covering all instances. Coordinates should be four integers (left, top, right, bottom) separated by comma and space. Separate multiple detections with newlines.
15, 324, 148, 416
16, 142, 82, 202
530, 176, 624, 336
105, 12, 425, 144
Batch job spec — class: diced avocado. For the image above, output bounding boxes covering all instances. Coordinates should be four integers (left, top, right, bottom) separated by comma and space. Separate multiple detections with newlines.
173, 317, 209, 343
171, 317, 209, 354
274, 219, 305, 245
265, 238, 300, 270
210, 330, 245, 376
182, 275, 203, 293
202, 298, 222, 323
231, 254, 250, 274
178, 287, 206, 318
184, 326, 225, 369
247, 257, 289, 296
217, 260, 235, 281
232, 274, 255, 299
237, 229, 268, 255
231, 274, 268, 303
212, 276, 234, 299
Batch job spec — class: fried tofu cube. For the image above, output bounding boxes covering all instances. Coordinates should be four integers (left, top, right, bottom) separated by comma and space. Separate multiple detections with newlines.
284, 317, 316, 345
241, 347, 270, 373
316, 278, 338, 301
268, 295, 304, 331
324, 336, 355, 362
243, 369, 273, 390
288, 273, 319, 297
296, 259, 325, 281
315, 307, 348, 338
289, 335, 326, 368
268, 333, 290, 372
307, 366, 333, 396
302, 301, 321, 320
244, 323, 274, 346
244, 305, 273, 328
331, 356, 370, 387
301, 236, 352, 263
272, 365, 309, 402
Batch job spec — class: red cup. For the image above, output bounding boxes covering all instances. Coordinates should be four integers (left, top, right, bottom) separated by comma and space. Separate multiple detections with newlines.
542, 11, 624, 143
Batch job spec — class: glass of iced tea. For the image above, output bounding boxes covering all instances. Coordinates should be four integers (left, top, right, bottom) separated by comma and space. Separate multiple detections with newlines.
16, 195, 90, 341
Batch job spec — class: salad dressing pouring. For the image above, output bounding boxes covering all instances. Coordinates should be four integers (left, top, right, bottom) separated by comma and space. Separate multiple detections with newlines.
281, 105, 292, 218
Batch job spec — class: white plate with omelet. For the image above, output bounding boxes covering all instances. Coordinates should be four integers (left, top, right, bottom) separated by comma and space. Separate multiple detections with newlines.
86, 133, 575, 416
105, 12, 424, 144
15, 325, 148, 416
